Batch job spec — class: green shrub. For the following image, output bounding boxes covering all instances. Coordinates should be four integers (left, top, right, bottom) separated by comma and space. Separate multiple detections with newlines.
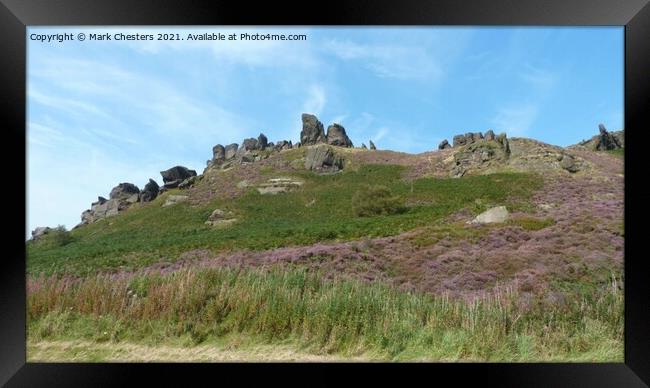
352, 184, 406, 217
50, 225, 74, 247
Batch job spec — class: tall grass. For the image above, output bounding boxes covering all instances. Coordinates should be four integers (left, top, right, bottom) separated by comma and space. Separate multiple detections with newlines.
28, 267, 623, 361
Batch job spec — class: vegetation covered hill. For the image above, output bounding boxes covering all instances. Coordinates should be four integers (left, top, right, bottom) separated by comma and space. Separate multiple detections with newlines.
26, 119, 624, 361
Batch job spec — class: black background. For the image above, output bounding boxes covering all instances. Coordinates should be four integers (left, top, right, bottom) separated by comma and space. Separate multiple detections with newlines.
1, 0, 649, 386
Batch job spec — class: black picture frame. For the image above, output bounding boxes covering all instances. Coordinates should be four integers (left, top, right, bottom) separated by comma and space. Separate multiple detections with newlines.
2, 0, 649, 386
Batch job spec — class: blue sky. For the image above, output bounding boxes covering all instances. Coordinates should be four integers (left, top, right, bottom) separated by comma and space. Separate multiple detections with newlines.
27, 26, 623, 236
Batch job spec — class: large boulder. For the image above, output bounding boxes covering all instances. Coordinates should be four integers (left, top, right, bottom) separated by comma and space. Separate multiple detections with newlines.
438, 139, 451, 150
225, 143, 239, 160
300, 113, 326, 146
140, 179, 160, 202
559, 153, 579, 173
160, 166, 197, 188
484, 130, 495, 141
326, 124, 353, 147
304, 145, 344, 173
212, 144, 225, 162
369, 140, 377, 150
240, 138, 259, 153
109, 183, 139, 200
257, 133, 268, 150
452, 134, 467, 147
469, 206, 510, 224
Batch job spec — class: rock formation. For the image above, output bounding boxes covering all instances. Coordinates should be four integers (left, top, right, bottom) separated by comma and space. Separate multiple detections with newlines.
305, 145, 343, 173
595, 124, 622, 151
326, 124, 353, 147
450, 132, 511, 178
369, 140, 376, 150
438, 139, 451, 150
140, 179, 160, 202
31, 226, 52, 240
301, 113, 326, 146
160, 166, 197, 189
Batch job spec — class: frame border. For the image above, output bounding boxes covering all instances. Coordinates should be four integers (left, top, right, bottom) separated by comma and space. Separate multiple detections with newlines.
2, 0, 648, 386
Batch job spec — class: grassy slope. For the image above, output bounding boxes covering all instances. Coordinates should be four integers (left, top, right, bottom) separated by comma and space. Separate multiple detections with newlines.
27, 165, 542, 276
28, 267, 623, 361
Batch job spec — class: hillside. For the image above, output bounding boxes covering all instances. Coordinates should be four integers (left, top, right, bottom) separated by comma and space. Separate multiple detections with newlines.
26, 116, 624, 361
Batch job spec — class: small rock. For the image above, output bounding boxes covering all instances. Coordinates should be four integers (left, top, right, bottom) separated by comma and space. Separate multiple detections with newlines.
560, 154, 579, 173
162, 195, 189, 207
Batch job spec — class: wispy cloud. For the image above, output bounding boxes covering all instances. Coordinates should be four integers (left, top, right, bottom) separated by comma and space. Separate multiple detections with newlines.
323, 39, 443, 81
302, 85, 327, 116
491, 104, 540, 136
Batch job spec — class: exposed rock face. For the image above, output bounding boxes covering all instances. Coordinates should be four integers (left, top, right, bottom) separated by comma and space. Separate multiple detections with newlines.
450, 133, 511, 178
484, 130, 495, 141
225, 143, 239, 160
31, 226, 52, 240
469, 206, 509, 224
240, 138, 259, 152
304, 145, 344, 173
109, 183, 140, 200
369, 140, 376, 150
595, 124, 622, 151
212, 144, 225, 162
300, 113, 326, 146
453, 132, 486, 147
178, 175, 200, 189
326, 124, 353, 147
274, 140, 293, 151
438, 139, 451, 150
140, 179, 160, 202
257, 133, 268, 150
160, 166, 197, 188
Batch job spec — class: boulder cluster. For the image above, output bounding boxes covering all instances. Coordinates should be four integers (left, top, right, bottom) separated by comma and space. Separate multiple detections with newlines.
438, 130, 503, 150
76, 165, 200, 227
440, 130, 511, 178
300, 113, 354, 148
207, 133, 294, 170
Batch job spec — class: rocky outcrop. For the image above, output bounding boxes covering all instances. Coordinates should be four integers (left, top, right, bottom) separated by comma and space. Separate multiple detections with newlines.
140, 179, 160, 202
301, 113, 326, 146
31, 226, 52, 240
160, 166, 197, 189
273, 140, 293, 151
369, 140, 376, 150
361, 143, 367, 149
438, 139, 451, 150
452, 132, 485, 148
450, 133, 511, 178
212, 144, 225, 163
484, 130, 495, 141
326, 124, 353, 147
258, 133, 269, 150
225, 143, 239, 160
595, 124, 622, 151
109, 183, 140, 201
305, 145, 344, 173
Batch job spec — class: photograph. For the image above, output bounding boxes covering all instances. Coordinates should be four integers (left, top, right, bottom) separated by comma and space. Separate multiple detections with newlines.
25, 26, 624, 362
